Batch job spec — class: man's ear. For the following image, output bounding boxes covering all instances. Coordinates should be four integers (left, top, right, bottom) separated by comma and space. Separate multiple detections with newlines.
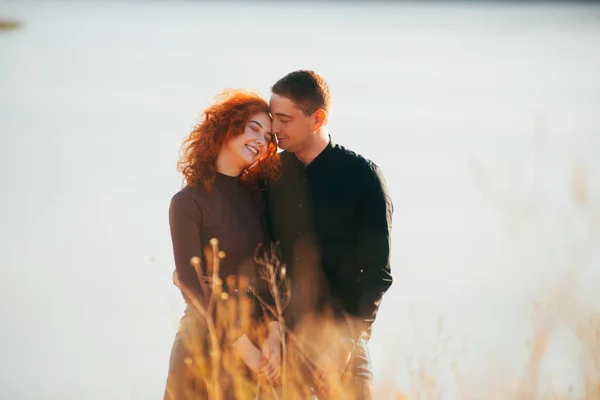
312, 109, 327, 131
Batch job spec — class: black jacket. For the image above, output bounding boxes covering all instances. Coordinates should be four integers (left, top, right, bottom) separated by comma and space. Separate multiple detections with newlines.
265, 139, 393, 340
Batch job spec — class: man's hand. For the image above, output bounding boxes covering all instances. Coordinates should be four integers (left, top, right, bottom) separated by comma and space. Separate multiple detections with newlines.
259, 322, 282, 384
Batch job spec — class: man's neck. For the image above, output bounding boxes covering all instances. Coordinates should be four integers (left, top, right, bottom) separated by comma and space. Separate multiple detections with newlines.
295, 130, 330, 166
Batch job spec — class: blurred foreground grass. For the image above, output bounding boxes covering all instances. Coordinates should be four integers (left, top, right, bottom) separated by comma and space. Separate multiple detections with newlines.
172, 161, 599, 399
384, 161, 599, 400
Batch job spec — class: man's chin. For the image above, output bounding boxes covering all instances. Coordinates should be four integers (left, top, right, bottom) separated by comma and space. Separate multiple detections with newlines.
277, 141, 290, 151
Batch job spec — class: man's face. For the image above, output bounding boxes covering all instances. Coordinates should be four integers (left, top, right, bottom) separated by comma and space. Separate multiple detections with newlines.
269, 93, 314, 153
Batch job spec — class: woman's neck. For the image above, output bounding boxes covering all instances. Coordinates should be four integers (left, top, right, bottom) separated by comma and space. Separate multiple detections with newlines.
215, 151, 243, 177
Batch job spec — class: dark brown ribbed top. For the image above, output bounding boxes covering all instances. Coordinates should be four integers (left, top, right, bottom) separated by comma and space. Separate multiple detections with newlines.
168, 172, 273, 322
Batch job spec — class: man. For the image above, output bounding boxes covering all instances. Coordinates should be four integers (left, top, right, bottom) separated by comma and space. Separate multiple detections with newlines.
263, 70, 393, 399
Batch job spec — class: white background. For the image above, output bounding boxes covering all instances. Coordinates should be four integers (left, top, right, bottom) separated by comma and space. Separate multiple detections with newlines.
1, 1, 599, 398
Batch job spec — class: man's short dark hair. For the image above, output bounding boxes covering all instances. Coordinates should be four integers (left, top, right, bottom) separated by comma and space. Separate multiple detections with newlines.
271, 70, 331, 116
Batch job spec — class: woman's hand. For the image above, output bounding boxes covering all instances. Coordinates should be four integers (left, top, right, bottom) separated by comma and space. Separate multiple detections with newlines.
259, 322, 282, 384
232, 335, 264, 373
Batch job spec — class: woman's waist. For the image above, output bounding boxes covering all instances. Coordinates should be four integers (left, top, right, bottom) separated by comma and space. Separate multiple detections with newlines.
200, 272, 260, 299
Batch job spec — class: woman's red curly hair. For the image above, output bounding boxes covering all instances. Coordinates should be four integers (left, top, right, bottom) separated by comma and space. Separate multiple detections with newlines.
177, 89, 281, 191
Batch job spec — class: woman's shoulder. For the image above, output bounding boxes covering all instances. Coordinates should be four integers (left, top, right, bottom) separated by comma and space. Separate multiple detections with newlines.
170, 185, 208, 210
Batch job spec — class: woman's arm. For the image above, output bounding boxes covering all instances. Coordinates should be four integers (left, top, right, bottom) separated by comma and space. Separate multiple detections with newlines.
169, 190, 205, 302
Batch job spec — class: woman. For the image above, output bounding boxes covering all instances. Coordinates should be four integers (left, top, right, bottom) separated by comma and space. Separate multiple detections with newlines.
164, 89, 282, 400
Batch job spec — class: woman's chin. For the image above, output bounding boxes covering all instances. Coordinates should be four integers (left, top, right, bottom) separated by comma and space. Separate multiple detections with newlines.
242, 158, 259, 170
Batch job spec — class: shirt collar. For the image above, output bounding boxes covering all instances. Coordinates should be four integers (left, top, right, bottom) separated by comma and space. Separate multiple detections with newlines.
305, 135, 335, 171
283, 135, 335, 174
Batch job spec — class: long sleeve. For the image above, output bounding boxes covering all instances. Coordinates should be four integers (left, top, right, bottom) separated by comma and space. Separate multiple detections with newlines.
169, 190, 205, 300
354, 163, 394, 339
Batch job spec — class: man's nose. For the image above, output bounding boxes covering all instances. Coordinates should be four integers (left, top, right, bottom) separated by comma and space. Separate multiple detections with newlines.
271, 120, 281, 134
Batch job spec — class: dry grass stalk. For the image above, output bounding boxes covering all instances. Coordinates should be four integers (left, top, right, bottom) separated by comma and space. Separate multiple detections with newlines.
252, 242, 372, 399
176, 231, 600, 399
175, 239, 294, 399
254, 242, 291, 399
175, 238, 224, 400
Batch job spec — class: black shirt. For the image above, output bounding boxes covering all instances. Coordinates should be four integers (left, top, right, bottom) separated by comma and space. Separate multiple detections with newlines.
265, 139, 393, 340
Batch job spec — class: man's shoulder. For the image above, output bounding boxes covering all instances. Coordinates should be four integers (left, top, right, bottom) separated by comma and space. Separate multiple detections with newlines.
331, 143, 380, 174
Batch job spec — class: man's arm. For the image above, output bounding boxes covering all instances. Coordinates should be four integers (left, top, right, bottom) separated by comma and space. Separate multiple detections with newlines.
353, 162, 394, 340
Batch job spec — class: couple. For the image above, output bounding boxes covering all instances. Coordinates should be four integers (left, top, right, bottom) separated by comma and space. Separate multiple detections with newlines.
164, 70, 394, 399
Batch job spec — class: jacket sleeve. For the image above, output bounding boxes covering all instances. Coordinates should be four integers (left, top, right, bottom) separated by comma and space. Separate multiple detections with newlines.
354, 163, 394, 339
